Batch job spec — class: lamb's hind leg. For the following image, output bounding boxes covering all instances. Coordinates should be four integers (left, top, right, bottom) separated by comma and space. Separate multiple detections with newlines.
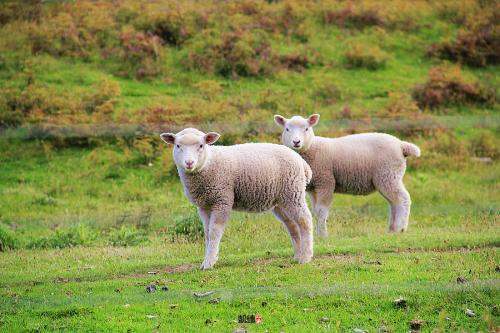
310, 188, 333, 238
284, 202, 313, 264
273, 206, 302, 261
377, 181, 411, 232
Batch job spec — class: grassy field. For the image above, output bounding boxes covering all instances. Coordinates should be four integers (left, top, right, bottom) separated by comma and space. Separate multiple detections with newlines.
0, 0, 499, 332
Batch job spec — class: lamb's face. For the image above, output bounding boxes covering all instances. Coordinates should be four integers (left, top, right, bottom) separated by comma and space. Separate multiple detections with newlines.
274, 114, 319, 151
160, 128, 220, 173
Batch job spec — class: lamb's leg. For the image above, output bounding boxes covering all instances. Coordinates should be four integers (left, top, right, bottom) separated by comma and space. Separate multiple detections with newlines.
378, 181, 411, 232
198, 207, 210, 252
273, 206, 302, 260
285, 202, 314, 264
311, 188, 333, 238
201, 206, 230, 270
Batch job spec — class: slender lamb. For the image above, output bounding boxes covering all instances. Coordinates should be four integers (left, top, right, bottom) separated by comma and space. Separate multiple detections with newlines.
160, 128, 314, 269
274, 114, 421, 236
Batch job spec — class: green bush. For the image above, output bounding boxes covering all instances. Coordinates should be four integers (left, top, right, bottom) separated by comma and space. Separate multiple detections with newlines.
0, 223, 18, 252
108, 225, 149, 247
184, 28, 277, 78
28, 224, 97, 249
343, 43, 389, 70
170, 210, 203, 241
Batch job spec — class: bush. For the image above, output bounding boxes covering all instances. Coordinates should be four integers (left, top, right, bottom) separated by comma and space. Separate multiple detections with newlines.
111, 26, 165, 79
184, 28, 277, 78
344, 43, 389, 70
412, 66, 496, 110
108, 225, 148, 247
28, 224, 97, 249
170, 210, 203, 241
0, 223, 18, 252
321, 3, 384, 29
470, 132, 499, 159
428, 12, 499, 67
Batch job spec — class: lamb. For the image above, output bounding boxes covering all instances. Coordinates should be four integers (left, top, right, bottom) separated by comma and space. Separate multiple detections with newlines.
274, 114, 421, 236
160, 128, 314, 269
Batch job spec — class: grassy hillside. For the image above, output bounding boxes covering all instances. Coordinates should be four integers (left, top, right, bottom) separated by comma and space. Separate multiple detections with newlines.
0, 0, 498, 331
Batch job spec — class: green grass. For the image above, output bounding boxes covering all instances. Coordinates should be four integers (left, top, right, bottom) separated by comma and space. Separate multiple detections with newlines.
0, 143, 498, 331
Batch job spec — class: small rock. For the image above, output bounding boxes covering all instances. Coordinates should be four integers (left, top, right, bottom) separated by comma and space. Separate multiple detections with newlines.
193, 291, 215, 298
208, 297, 221, 304
146, 284, 156, 293
456, 276, 467, 284
472, 157, 492, 164
147, 271, 158, 275
233, 328, 247, 333
394, 297, 407, 309
353, 329, 367, 333
319, 317, 330, 323
465, 309, 475, 317
124, 304, 130, 308
146, 314, 157, 319
378, 325, 388, 333
161, 286, 169, 291
409, 319, 423, 330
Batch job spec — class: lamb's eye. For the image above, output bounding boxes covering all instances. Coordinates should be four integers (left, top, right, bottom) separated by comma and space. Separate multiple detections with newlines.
285, 128, 290, 132
176, 145, 180, 149
199, 144, 203, 148
305, 128, 309, 132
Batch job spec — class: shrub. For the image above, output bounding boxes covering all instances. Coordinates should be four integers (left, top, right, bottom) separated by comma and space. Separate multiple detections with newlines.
0, 0, 43, 25
470, 132, 499, 159
428, 12, 500, 67
170, 210, 203, 241
343, 43, 389, 70
0, 223, 18, 252
28, 2, 117, 59
412, 66, 496, 110
184, 28, 277, 78
28, 224, 97, 249
321, 3, 384, 29
108, 225, 148, 247
111, 26, 165, 79
133, 3, 206, 46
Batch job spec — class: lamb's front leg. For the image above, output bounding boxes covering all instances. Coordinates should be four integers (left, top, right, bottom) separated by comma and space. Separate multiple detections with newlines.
201, 206, 230, 270
198, 207, 210, 252
310, 188, 333, 238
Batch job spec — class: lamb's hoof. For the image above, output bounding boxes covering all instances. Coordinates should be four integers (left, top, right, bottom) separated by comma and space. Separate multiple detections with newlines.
200, 257, 218, 270
297, 255, 312, 264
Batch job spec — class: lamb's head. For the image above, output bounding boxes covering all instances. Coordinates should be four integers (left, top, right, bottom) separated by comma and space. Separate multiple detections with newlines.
160, 128, 220, 173
274, 114, 319, 151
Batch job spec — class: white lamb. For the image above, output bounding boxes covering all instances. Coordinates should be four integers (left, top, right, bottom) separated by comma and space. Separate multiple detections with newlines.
274, 114, 421, 236
160, 128, 314, 269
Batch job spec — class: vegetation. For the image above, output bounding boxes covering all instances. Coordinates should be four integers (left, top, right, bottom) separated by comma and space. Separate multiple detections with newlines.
0, 0, 498, 331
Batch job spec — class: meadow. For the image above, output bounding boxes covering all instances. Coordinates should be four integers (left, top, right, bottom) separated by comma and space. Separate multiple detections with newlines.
0, 0, 498, 331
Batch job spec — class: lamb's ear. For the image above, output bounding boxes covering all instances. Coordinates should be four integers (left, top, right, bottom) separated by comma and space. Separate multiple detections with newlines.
274, 115, 287, 127
160, 133, 176, 144
308, 114, 320, 127
204, 132, 220, 145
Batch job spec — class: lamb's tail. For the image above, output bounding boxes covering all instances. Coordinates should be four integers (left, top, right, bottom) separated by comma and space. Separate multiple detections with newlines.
401, 141, 421, 158
302, 159, 313, 184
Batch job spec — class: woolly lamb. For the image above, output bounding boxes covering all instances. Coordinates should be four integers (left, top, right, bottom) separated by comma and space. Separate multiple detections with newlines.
160, 128, 314, 269
274, 114, 421, 236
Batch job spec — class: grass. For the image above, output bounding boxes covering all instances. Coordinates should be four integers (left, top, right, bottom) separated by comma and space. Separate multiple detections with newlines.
0, 1, 499, 331
0, 143, 498, 331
